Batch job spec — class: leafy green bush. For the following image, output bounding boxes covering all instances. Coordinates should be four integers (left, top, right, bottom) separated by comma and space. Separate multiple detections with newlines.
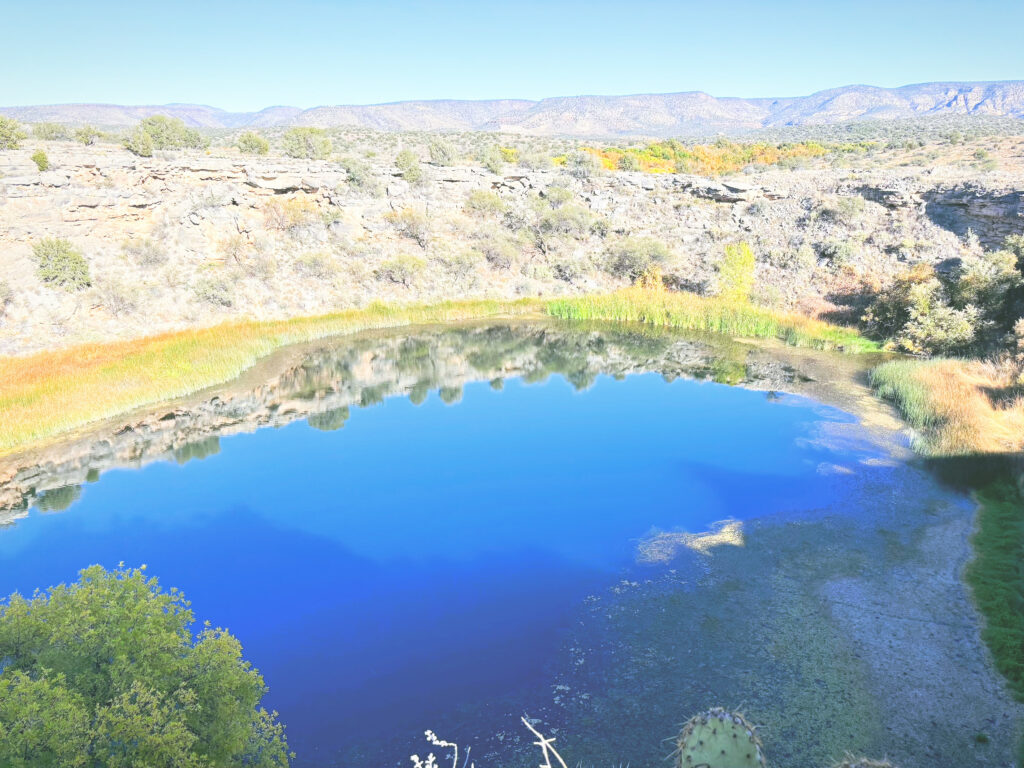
138, 115, 205, 150
480, 145, 504, 174
537, 204, 592, 239
282, 127, 331, 160
604, 237, 670, 281
193, 276, 233, 307
237, 130, 269, 155
375, 254, 426, 286
428, 138, 457, 166
395, 149, 422, 183
293, 252, 336, 279
74, 125, 101, 146
564, 150, 599, 179
718, 242, 756, 303
0, 564, 291, 767
32, 238, 91, 291
617, 153, 641, 171
30, 149, 49, 171
123, 127, 154, 157
340, 156, 383, 196
32, 123, 69, 141
0, 116, 27, 149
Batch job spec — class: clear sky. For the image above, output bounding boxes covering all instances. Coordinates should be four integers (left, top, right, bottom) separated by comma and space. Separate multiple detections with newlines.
4, 0, 1022, 111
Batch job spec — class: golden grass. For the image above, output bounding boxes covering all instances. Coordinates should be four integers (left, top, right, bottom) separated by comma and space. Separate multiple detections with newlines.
0, 299, 543, 457
870, 358, 1024, 456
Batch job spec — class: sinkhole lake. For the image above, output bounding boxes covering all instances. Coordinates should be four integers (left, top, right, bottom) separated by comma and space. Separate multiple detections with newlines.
0, 323, 1011, 767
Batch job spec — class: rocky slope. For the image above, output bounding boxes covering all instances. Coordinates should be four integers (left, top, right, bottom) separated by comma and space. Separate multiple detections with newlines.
1, 140, 1022, 356
3, 81, 1024, 136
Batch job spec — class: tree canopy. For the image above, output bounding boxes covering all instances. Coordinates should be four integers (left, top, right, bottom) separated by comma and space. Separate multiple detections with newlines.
0, 564, 291, 768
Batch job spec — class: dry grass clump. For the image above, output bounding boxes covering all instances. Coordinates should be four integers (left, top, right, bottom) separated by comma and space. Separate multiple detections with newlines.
870, 358, 1024, 455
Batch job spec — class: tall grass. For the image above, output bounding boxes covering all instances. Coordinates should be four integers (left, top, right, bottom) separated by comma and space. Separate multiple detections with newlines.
0, 299, 542, 456
546, 288, 879, 353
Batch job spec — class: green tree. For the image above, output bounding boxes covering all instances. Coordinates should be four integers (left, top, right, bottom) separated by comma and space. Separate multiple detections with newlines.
31, 238, 91, 291
123, 127, 154, 157
0, 564, 291, 767
281, 127, 332, 160
138, 115, 205, 150
718, 242, 755, 303
30, 149, 49, 171
74, 125, 101, 146
237, 130, 270, 155
604, 237, 670, 281
32, 123, 69, 141
0, 116, 27, 150
395, 149, 422, 183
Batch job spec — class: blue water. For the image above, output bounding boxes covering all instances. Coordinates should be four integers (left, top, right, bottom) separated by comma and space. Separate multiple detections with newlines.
0, 371, 878, 764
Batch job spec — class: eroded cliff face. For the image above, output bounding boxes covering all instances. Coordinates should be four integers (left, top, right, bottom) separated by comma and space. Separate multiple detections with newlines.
0, 321, 887, 523
0, 142, 1019, 355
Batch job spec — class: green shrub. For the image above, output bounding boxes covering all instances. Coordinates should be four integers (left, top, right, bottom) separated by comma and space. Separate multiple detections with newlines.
617, 153, 641, 171
31, 238, 91, 291
604, 237, 670, 281
0, 564, 291, 767
443, 249, 483, 280
282, 127, 331, 160
340, 156, 383, 196
30, 149, 49, 171
293, 252, 336, 279
96, 279, 138, 316
237, 130, 269, 155
32, 123, 69, 141
814, 195, 866, 225
395, 149, 422, 183
480, 145, 504, 174
428, 138, 457, 166
74, 125, 101, 146
465, 189, 506, 216
472, 228, 519, 269
384, 207, 430, 246
541, 185, 573, 209
193, 276, 233, 307
718, 242, 755, 303
537, 204, 592, 240
123, 127, 154, 157
0, 116, 27, 149
137, 115, 205, 150
375, 254, 426, 287
564, 150, 599, 179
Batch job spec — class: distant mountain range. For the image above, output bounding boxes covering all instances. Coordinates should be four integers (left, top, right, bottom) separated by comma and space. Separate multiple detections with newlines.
3, 81, 1023, 137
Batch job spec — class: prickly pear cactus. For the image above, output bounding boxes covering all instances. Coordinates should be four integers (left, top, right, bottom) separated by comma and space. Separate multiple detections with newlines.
675, 707, 766, 768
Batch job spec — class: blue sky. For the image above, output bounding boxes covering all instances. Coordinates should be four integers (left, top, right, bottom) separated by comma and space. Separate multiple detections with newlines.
4, 0, 1022, 110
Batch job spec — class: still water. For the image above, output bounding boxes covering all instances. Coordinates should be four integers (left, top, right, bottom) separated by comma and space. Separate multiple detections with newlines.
0, 324, 1006, 767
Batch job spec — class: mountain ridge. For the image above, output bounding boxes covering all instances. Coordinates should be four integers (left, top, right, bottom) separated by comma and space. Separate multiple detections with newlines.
3, 80, 1023, 137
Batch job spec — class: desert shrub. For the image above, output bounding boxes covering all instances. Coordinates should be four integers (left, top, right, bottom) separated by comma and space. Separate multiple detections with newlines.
264, 196, 321, 231
123, 127, 154, 157
480, 145, 504, 174
30, 149, 49, 171
948, 248, 1023, 328
472, 228, 519, 269
541, 185, 573, 209
550, 254, 587, 283
375, 254, 426, 287
0, 116, 27, 149
518, 151, 552, 169
95, 279, 138, 316
0, 564, 290, 767
718, 241, 755, 303
384, 207, 429, 247
222, 236, 276, 281
32, 238, 91, 291
0, 280, 12, 319
816, 239, 858, 267
443, 249, 483, 280
395, 149, 422, 183
862, 265, 979, 355
564, 150, 599, 179
282, 127, 331, 159
815, 194, 866, 225
135, 115, 205, 150
237, 130, 269, 155
465, 189, 506, 216
294, 252, 336, 279
617, 153, 641, 171
428, 138, 457, 166
32, 123, 68, 141
74, 125, 101, 145
537, 204, 592, 240
193, 276, 233, 307
604, 237, 670, 281
341, 156, 383, 196
122, 238, 168, 267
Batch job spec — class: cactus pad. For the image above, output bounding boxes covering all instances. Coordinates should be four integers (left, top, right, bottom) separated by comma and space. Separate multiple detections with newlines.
675, 707, 766, 768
